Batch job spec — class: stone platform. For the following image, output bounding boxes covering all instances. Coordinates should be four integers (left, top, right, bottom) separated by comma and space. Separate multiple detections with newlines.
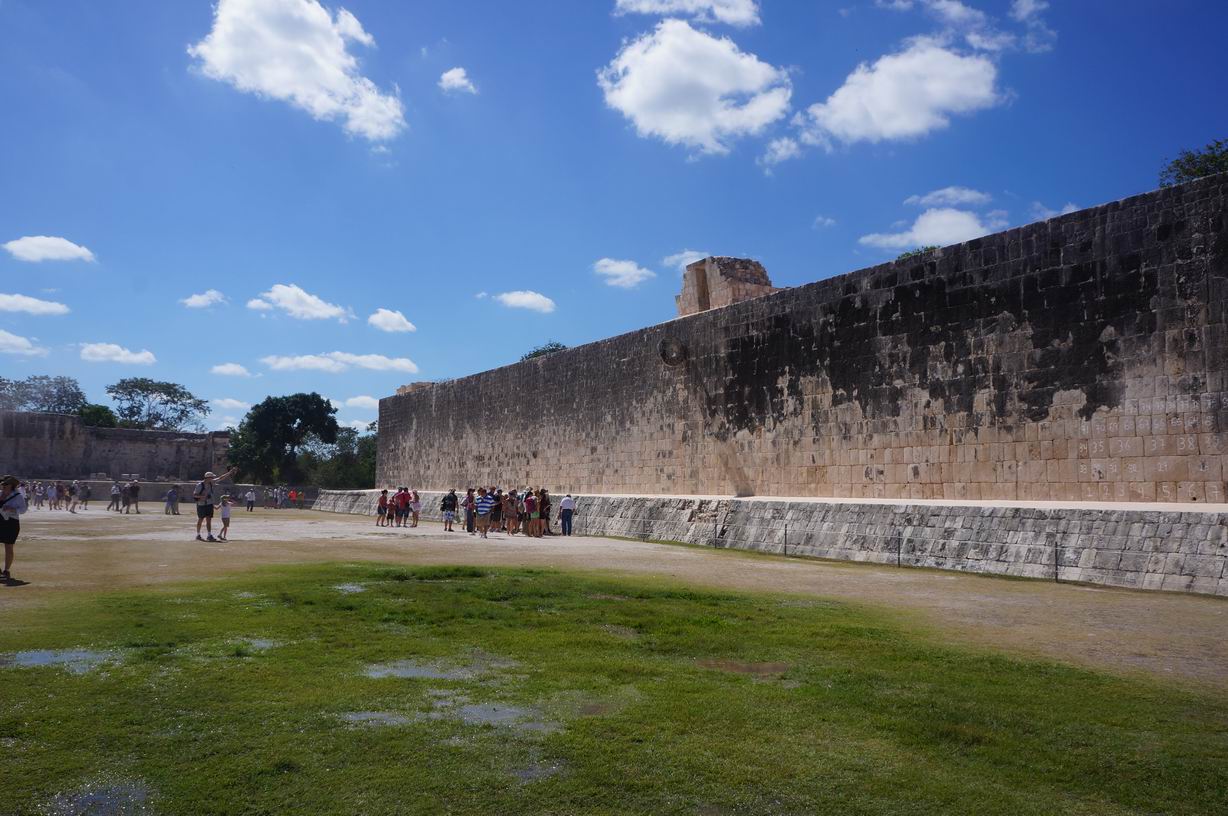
313, 490, 1228, 597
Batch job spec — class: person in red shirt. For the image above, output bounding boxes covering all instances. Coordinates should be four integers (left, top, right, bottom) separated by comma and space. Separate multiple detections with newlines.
395, 487, 411, 527
376, 490, 389, 527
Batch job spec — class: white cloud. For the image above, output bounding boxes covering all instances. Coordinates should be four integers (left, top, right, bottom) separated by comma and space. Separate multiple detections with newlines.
859, 207, 1008, 250
495, 291, 556, 313
905, 186, 992, 207
758, 136, 802, 168
1010, 0, 1047, 21
254, 283, 350, 321
613, 0, 761, 26
662, 249, 710, 272
2, 235, 95, 263
187, 0, 405, 142
345, 395, 380, 409
212, 362, 253, 376
1030, 201, 1078, 220
213, 397, 251, 410
342, 418, 372, 431
797, 39, 999, 147
875, 0, 914, 9
475, 291, 489, 299
0, 293, 70, 315
216, 415, 242, 429
367, 307, 416, 333
0, 329, 48, 357
879, 0, 1016, 53
594, 258, 656, 289
80, 342, 156, 365
260, 351, 419, 373
438, 67, 477, 94
181, 289, 227, 308
923, 0, 986, 27
813, 215, 837, 229
597, 19, 790, 156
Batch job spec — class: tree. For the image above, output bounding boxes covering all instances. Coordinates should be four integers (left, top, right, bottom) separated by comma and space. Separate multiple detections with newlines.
521, 341, 567, 361
78, 403, 118, 427
226, 393, 339, 483
1160, 138, 1228, 187
896, 246, 939, 261
105, 378, 210, 431
0, 375, 87, 413
297, 422, 378, 489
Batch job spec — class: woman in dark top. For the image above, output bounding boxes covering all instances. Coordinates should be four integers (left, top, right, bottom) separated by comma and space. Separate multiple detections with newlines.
1, 475, 29, 582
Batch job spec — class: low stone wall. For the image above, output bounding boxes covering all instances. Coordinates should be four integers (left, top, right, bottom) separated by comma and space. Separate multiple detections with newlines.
313, 489, 1228, 597
26, 480, 320, 508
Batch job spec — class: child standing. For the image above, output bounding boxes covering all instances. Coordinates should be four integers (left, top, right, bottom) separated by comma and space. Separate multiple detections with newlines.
218, 495, 233, 541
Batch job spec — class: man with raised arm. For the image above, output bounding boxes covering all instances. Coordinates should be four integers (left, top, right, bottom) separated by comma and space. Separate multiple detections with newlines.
192, 466, 238, 542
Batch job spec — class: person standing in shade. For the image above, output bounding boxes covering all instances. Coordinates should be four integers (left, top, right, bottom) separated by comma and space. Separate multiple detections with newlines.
559, 493, 576, 536
193, 467, 237, 542
244, 488, 256, 512
0, 475, 28, 583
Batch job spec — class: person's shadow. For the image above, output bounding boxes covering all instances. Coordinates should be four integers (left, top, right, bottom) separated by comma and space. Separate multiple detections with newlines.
1, 576, 31, 587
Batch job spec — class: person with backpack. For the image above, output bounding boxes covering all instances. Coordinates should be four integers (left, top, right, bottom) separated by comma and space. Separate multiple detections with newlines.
192, 467, 237, 542
0, 475, 28, 583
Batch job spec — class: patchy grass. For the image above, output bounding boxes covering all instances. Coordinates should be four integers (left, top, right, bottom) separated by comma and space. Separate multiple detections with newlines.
3, 563, 1227, 815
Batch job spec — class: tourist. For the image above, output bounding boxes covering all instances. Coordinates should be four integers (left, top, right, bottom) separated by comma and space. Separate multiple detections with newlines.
67, 480, 80, 513
165, 485, 179, 515
395, 487, 410, 527
560, 493, 576, 536
463, 488, 476, 535
0, 475, 28, 583
80, 482, 91, 510
127, 479, 141, 514
409, 490, 421, 528
120, 482, 131, 513
523, 489, 538, 538
502, 490, 518, 535
218, 495, 233, 541
47, 481, 58, 510
440, 489, 458, 532
33, 482, 45, 510
264, 488, 273, 509
540, 489, 553, 536
490, 488, 503, 532
244, 488, 256, 512
193, 467, 237, 542
376, 489, 389, 526
475, 487, 495, 538
296, 489, 305, 509
107, 481, 121, 511
288, 488, 297, 509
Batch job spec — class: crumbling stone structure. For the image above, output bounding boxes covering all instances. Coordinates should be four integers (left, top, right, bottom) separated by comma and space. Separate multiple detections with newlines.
676, 256, 781, 316
0, 411, 230, 480
378, 174, 1228, 505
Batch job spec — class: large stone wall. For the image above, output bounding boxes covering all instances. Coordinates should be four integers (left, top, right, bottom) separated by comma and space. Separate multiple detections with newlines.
312, 489, 1228, 597
379, 173, 1228, 504
0, 411, 230, 480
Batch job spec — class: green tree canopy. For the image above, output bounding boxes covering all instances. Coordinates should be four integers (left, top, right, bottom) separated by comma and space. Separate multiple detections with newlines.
1160, 138, 1228, 187
521, 341, 567, 361
226, 393, 339, 483
896, 246, 939, 261
0, 375, 87, 414
105, 378, 209, 431
297, 422, 378, 489
78, 403, 118, 428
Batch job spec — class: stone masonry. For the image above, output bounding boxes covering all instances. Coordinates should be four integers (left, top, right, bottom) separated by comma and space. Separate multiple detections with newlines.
676, 256, 781, 317
378, 173, 1228, 505
0, 411, 230, 480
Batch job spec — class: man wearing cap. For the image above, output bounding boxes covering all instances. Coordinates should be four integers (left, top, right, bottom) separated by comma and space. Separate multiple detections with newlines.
193, 466, 238, 542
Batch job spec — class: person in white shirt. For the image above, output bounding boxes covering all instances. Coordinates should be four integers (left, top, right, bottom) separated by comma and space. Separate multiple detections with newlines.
0, 475, 29, 582
559, 493, 577, 536
244, 489, 256, 512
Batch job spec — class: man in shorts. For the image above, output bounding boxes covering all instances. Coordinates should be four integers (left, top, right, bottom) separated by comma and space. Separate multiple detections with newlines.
193, 467, 237, 541
474, 487, 496, 538
440, 489, 458, 531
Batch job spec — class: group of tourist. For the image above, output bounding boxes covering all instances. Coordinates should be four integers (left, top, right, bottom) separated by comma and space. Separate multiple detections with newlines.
375, 486, 578, 539
25, 480, 92, 512
105, 479, 144, 513
264, 486, 307, 510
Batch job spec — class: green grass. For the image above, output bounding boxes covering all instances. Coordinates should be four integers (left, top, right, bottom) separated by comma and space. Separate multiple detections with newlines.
3, 563, 1227, 815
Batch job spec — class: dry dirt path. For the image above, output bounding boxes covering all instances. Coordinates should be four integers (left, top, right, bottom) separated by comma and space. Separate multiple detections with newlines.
4, 508, 1226, 690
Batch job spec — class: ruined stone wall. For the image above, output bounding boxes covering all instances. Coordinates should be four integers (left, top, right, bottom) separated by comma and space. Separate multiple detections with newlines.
0, 411, 230, 480
379, 174, 1228, 504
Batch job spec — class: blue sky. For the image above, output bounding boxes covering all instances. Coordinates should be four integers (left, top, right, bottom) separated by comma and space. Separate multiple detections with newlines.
2, 0, 1225, 431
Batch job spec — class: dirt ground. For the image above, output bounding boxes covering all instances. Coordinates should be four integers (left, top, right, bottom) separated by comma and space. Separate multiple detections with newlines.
5, 507, 1227, 690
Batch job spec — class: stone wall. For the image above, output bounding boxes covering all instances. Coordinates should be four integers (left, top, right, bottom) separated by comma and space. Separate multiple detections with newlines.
312, 489, 1228, 597
0, 411, 230, 480
379, 173, 1228, 504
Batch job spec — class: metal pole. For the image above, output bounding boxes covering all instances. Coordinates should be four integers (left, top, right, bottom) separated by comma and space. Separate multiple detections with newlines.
783, 521, 788, 557
1054, 536, 1059, 583
897, 534, 902, 568
713, 504, 718, 548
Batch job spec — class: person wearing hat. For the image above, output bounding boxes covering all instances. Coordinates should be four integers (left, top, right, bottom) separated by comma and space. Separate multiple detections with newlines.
0, 475, 29, 582
192, 466, 238, 542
